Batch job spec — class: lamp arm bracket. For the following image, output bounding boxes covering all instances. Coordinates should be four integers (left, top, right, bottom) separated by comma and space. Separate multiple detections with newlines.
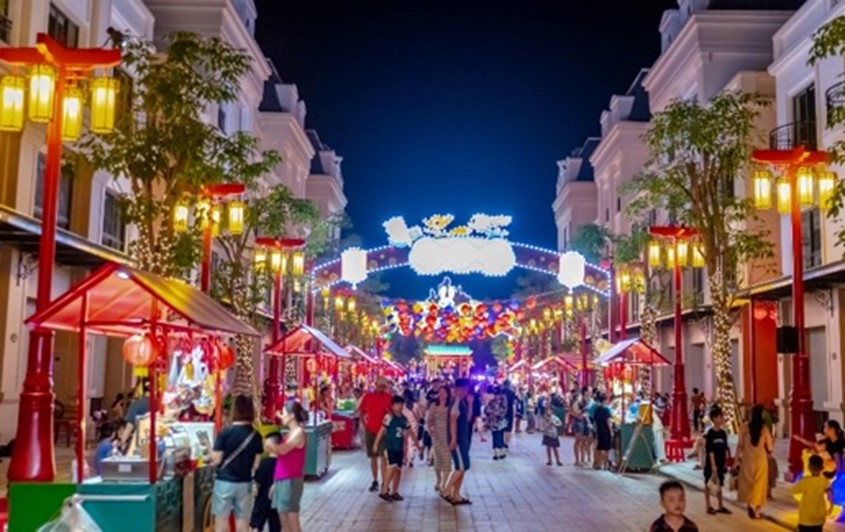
16, 251, 38, 286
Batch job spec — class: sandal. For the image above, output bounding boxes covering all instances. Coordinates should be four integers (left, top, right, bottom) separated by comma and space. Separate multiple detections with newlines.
717, 507, 731, 515
391, 493, 404, 501
453, 497, 472, 505
707, 508, 716, 515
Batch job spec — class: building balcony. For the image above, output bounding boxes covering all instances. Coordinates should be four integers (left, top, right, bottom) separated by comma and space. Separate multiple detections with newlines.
768, 121, 817, 151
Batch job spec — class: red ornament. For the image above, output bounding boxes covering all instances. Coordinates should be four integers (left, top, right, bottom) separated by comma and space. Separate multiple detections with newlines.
306, 357, 317, 373
122, 333, 158, 366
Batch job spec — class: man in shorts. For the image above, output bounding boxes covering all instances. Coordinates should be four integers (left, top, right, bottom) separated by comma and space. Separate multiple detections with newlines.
444, 378, 473, 505
373, 395, 421, 501
356, 378, 393, 492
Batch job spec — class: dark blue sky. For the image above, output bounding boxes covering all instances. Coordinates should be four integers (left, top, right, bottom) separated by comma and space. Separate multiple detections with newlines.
254, 0, 676, 299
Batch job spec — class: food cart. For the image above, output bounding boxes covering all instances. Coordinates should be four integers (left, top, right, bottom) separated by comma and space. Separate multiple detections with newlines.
8, 263, 259, 532
264, 324, 349, 478
594, 337, 670, 472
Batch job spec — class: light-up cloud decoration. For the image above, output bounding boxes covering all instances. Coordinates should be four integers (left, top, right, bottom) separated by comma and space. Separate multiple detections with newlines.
341, 247, 368, 288
384, 214, 516, 277
557, 251, 586, 289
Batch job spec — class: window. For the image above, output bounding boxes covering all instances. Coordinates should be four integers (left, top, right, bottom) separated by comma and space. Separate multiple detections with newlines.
792, 84, 817, 149
0, 1, 11, 43
101, 191, 125, 250
605, 208, 610, 223
630, 293, 640, 323
34, 154, 73, 229
48, 5, 79, 48
616, 197, 621, 213
802, 208, 822, 269
692, 268, 704, 305
218, 104, 227, 133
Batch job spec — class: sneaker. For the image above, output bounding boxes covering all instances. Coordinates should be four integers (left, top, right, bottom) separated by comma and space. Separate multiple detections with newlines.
379, 493, 393, 502
556, 461, 563, 467
369, 481, 379, 492
391, 493, 404, 501
546, 461, 552, 466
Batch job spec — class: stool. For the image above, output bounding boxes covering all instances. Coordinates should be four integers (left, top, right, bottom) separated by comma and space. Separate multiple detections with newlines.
665, 439, 686, 463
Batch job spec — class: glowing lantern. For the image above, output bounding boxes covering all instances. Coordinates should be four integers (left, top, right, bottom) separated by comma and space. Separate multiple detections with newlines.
228, 200, 244, 234
210, 204, 222, 236
254, 247, 267, 270
648, 240, 661, 268
0, 75, 25, 132
776, 178, 791, 215
335, 296, 344, 311
692, 242, 705, 269
676, 240, 689, 267
797, 166, 815, 207
543, 307, 551, 322
347, 298, 356, 313
90, 77, 118, 133
28, 65, 55, 123
818, 170, 836, 211
617, 270, 632, 293
173, 201, 190, 233
292, 251, 305, 276
341, 247, 368, 287
218, 344, 235, 371
60, 87, 83, 141
122, 333, 158, 366
665, 247, 676, 270
557, 251, 586, 289
753, 169, 773, 210
270, 249, 285, 274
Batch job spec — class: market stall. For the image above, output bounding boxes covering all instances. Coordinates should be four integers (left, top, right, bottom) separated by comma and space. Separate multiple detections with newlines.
346, 344, 379, 388
594, 337, 670, 472
9, 262, 259, 532
423, 344, 473, 379
264, 324, 349, 477
531, 354, 580, 391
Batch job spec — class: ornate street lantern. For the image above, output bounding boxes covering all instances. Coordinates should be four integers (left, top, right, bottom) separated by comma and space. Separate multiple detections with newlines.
60, 87, 83, 141
254, 247, 267, 270
0, 75, 24, 131
776, 177, 791, 215
665, 246, 676, 270
173, 201, 190, 233
28, 65, 55, 122
797, 166, 815, 207
292, 251, 305, 276
648, 240, 661, 268
90, 77, 118, 133
676, 240, 689, 267
692, 242, 705, 269
818, 170, 836, 211
270, 249, 285, 274
753, 169, 772, 210
228, 200, 244, 235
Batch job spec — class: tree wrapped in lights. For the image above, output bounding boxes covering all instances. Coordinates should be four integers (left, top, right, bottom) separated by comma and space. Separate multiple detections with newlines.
80, 32, 279, 276
626, 92, 774, 431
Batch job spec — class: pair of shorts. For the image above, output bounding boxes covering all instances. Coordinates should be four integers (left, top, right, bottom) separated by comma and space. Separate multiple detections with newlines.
542, 435, 560, 448
211, 480, 253, 519
704, 466, 725, 486
365, 430, 385, 458
452, 444, 471, 471
250, 499, 281, 532
271, 477, 305, 513
385, 449, 404, 468
596, 431, 612, 452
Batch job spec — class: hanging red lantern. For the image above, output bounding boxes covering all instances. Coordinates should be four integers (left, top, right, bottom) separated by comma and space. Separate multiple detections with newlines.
218, 343, 235, 371
122, 333, 159, 366
306, 357, 317, 373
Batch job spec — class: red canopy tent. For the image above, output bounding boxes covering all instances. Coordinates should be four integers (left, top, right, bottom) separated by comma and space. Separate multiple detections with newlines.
594, 337, 670, 418
25, 262, 259, 484
264, 324, 350, 401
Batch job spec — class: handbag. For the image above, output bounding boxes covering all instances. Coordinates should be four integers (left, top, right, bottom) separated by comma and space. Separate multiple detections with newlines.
728, 463, 740, 491
219, 430, 257, 472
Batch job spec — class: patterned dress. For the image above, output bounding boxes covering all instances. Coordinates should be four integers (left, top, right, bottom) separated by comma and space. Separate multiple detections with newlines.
428, 405, 452, 475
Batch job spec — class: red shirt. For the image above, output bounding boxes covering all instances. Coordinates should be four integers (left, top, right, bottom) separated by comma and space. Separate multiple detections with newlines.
360, 391, 393, 434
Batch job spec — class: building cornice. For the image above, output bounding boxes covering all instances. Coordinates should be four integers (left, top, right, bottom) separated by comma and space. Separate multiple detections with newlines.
259, 112, 316, 165
589, 121, 649, 172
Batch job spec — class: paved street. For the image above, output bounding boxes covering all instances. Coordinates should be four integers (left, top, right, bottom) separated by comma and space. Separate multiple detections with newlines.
299, 431, 784, 532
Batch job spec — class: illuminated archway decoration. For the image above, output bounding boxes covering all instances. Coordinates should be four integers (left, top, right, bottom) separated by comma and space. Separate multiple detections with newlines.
313, 214, 610, 297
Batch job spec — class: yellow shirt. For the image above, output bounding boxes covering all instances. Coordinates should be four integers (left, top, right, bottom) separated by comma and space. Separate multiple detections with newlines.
791, 474, 830, 526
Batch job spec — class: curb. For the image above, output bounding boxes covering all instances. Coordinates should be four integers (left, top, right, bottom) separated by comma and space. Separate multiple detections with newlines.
655, 467, 793, 531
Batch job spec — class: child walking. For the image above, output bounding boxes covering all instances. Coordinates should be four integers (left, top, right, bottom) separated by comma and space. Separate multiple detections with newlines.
373, 395, 421, 502
649, 481, 699, 532
542, 408, 563, 466
703, 406, 731, 515
791, 454, 832, 532
251, 432, 282, 532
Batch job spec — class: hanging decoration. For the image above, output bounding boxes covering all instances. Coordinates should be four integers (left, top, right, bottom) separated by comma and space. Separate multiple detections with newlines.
341, 247, 368, 288
122, 333, 159, 367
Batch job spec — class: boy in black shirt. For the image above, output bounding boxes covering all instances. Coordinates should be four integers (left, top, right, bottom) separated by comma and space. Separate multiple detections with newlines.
250, 432, 281, 532
704, 406, 731, 515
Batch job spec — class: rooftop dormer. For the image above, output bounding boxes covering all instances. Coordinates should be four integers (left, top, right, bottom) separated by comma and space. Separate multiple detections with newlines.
259, 59, 307, 127
601, 69, 651, 136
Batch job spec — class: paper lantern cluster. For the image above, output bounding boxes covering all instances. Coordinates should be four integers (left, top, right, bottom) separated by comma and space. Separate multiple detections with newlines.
383, 299, 520, 343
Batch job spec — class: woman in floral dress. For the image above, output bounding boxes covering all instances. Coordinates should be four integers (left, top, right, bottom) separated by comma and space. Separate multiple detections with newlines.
427, 385, 453, 493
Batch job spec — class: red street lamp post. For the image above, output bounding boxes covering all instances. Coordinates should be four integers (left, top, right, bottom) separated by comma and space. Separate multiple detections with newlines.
255, 237, 305, 422
1, 34, 121, 482
648, 226, 704, 443
751, 146, 834, 477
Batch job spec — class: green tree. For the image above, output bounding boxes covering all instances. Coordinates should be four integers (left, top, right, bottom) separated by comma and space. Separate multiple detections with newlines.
81, 32, 279, 275
811, 18, 845, 244
625, 92, 773, 430
511, 271, 559, 298
570, 223, 612, 264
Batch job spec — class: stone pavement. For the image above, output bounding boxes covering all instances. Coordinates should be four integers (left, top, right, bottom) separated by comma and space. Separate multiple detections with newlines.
299, 431, 784, 531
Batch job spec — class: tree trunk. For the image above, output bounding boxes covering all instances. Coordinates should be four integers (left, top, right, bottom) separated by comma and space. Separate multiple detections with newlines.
708, 270, 741, 433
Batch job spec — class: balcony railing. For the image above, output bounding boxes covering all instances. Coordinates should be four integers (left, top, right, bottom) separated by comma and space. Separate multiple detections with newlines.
768, 121, 818, 151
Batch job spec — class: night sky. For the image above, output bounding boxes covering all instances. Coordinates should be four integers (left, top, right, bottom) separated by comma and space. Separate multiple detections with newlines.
254, 0, 676, 300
